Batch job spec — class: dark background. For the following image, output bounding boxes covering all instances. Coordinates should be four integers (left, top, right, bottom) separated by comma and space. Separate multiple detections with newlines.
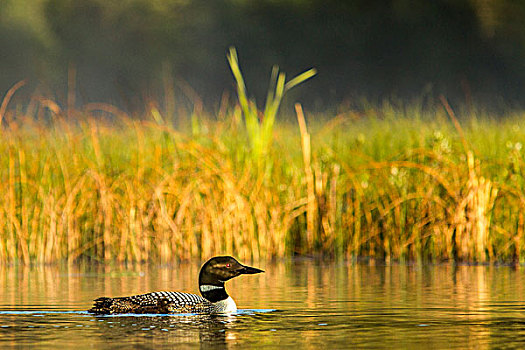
2, 0, 525, 112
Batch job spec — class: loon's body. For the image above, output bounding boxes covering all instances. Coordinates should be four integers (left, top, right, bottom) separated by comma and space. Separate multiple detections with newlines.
88, 256, 263, 315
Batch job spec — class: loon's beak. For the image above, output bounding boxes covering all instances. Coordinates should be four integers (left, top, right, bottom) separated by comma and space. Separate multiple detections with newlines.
239, 264, 264, 274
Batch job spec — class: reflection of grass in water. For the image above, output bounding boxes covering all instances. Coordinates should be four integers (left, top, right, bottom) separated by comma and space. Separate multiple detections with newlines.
1, 62, 525, 264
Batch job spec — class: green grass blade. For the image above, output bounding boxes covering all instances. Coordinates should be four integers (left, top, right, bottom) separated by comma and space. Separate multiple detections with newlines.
263, 65, 279, 118
284, 68, 317, 92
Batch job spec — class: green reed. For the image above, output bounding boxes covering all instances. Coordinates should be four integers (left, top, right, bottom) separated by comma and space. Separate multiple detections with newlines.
227, 47, 316, 161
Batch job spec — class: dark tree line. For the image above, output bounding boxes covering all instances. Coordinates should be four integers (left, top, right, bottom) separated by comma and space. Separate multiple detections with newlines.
2, 0, 525, 111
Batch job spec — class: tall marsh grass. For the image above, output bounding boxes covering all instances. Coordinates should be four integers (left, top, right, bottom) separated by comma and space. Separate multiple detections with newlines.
1, 63, 525, 264
1, 103, 525, 264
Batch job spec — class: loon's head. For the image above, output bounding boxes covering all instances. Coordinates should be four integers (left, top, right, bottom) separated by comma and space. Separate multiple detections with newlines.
198, 256, 263, 302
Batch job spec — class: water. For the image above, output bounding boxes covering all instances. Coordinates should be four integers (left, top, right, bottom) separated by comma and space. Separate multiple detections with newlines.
1, 260, 525, 349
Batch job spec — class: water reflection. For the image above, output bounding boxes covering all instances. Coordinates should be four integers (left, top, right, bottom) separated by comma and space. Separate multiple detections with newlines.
2, 261, 525, 348
91, 314, 235, 349
0, 311, 247, 349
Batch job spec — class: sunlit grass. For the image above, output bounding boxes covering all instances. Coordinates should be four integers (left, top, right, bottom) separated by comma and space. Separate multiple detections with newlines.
0, 100, 524, 264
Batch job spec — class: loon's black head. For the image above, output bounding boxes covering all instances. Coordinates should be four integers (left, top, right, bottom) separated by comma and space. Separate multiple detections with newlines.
198, 256, 263, 302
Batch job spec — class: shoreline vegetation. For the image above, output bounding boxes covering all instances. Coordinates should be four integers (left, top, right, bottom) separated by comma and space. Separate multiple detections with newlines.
1, 51, 525, 265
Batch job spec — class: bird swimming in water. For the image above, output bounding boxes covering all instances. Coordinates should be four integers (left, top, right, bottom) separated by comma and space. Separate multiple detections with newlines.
88, 256, 264, 315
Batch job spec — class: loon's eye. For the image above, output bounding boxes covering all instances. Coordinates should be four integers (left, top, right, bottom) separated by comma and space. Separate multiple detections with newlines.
226, 263, 231, 268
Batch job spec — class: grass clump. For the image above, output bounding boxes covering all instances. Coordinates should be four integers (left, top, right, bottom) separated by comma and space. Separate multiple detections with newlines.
0, 104, 525, 263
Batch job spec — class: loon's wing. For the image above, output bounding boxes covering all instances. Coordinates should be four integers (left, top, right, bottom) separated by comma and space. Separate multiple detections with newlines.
88, 291, 212, 315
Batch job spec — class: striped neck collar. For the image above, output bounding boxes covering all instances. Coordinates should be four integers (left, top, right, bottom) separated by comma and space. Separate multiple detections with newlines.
199, 283, 228, 302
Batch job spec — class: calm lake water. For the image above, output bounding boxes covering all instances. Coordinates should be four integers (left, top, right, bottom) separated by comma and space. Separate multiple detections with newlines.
1, 259, 525, 349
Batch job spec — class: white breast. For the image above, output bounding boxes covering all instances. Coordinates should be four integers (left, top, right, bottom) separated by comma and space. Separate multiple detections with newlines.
211, 296, 237, 314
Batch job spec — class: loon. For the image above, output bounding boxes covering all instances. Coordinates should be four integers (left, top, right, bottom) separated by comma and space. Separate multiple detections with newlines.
87, 256, 263, 315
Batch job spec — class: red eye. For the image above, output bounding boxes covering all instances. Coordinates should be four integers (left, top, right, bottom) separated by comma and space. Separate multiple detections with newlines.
226, 263, 231, 268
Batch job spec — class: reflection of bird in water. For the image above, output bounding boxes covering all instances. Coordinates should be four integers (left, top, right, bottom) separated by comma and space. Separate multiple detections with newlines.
88, 256, 264, 315
91, 314, 238, 349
